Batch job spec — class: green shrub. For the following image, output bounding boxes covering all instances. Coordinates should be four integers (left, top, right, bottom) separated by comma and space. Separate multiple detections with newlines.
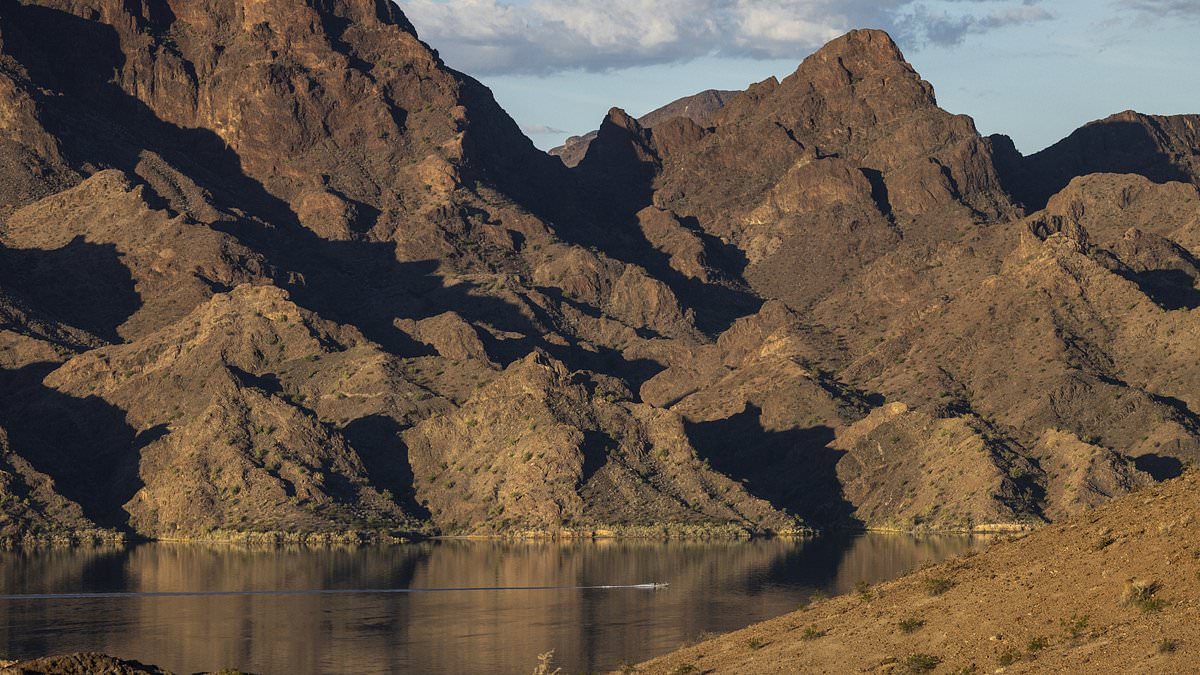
1027, 636, 1049, 653
800, 626, 826, 641
1158, 639, 1179, 654
898, 617, 925, 634
903, 653, 942, 673
924, 577, 953, 596
997, 648, 1022, 666
1060, 614, 1089, 640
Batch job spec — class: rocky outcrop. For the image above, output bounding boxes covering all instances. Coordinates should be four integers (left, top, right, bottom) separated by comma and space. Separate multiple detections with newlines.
832, 403, 1041, 531
654, 30, 1019, 234
395, 311, 494, 365
604, 29, 1023, 324
0, 285, 104, 369
30, 285, 426, 537
3, 170, 269, 340
403, 351, 801, 536
844, 219, 1200, 484
1032, 428, 1154, 521
0, 652, 169, 674
832, 404, 1153, 530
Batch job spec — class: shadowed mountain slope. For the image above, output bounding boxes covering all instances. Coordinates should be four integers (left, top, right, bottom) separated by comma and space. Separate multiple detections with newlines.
997, 111, 1200, 211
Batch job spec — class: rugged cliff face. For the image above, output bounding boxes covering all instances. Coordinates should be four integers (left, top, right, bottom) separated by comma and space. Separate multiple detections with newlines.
0, 1, 1196, 544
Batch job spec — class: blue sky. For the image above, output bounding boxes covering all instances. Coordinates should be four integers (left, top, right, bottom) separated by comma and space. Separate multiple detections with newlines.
397, 0, 1199, 154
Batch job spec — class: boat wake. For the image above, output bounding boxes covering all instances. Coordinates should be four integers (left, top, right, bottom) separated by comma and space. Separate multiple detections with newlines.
0, 583, 671, 601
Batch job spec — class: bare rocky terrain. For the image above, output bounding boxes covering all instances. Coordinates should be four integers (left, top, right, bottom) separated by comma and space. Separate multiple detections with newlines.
0, 653, 170, 674
636, 470, 1200, 674
0, 1, 1196, 549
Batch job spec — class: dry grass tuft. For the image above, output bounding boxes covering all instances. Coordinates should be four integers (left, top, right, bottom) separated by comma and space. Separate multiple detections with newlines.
1121, 579, 1166, 612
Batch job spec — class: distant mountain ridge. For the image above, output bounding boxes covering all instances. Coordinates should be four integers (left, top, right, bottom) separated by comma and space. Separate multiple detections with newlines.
549, 89, 739, 167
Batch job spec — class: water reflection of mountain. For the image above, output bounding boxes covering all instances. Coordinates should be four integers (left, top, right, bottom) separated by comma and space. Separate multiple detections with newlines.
0, 535, 979, 674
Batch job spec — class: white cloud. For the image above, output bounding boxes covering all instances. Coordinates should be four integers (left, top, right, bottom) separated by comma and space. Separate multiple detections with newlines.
398, 0, 1052, 75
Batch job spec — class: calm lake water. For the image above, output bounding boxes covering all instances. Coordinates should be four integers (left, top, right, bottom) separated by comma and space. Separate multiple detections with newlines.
0, 535, 981, 674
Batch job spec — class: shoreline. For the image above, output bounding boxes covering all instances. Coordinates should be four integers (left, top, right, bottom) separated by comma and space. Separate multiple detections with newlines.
3, 518, 1034, 551
1, 520, 1028, 551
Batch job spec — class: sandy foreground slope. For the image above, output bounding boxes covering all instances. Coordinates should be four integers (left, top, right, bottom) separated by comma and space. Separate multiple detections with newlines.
633, 472, 1200, 674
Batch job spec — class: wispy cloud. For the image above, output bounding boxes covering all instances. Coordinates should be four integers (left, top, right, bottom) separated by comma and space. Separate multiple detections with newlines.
1119, 0, 1200, 19
521, 123, 568, 135
897, 4, 1054, 46
398, 0, 1053, 75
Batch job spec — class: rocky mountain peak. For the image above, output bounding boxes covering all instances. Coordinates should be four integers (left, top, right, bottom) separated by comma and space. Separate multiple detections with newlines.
601, 107, 641, 133
804, 28, 911, 73
763, 28, 936, 135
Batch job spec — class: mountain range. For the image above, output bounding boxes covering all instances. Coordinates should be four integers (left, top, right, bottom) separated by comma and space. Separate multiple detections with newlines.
1, 0, 1198, 547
